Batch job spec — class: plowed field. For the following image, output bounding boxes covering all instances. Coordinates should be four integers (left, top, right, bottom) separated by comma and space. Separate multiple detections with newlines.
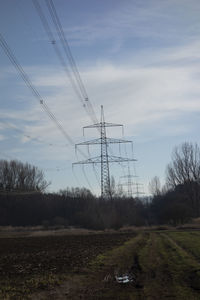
1, 231, 200, 299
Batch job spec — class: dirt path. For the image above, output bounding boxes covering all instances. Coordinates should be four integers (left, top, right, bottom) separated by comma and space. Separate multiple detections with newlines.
30, 232, 200, 300
30, 233, 147, 300
2, 231, 200, 299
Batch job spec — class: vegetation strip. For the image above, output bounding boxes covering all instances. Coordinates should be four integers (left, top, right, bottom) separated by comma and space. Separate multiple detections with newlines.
1, 231, 200, 299
166, 231, 200, 261
0, 233, 135, 299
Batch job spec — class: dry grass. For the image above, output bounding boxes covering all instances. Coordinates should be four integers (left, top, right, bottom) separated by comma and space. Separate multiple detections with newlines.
0, 226, 105, 238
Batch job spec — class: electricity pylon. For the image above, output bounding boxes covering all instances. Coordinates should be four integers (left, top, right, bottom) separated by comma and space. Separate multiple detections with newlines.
120, 174, 138, 197
73, 105, 136, 199
119, 180, 144, 198
134, 182, 145, 198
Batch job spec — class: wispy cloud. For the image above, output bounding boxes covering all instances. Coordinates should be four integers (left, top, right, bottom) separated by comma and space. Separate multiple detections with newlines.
65, 0, 200, 50
2, 37, 200, 144
1, 0, 200, 192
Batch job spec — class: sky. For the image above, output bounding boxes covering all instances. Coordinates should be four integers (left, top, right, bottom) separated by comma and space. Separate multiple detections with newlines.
0, 0, 200, 196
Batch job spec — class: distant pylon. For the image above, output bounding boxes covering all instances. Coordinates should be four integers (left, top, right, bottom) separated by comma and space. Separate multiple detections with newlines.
120, 162, 137, 197
73, 105, 136, 199
134, 182, 145, 198
120, 174, 137, 197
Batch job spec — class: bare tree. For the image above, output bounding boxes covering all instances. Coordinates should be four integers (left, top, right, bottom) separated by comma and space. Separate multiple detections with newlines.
0, 160, 50, 193
149, 176, 161, 196
59, 187, 93, 198
110, 176, 125, 198
166, 142, 200, 188
166, 142, 200, 216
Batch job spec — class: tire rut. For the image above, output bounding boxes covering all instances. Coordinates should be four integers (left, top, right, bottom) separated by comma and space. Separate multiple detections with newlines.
162, 233, 200, 266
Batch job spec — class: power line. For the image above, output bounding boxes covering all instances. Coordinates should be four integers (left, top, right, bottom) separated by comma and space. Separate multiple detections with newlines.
32, 0, 84, 105
45, 0, 98, 124
33, 0, 118, 189
32, 0, 98, 125
0, 119, 69, 148
32, 0, 99, 187
82, 165, 94, 193
0, 32, 86, 158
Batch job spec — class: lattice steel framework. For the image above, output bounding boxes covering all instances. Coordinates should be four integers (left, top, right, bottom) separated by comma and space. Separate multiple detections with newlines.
120, 174, 137, 197
120, 176, 144, 198
73, 106, 136, 199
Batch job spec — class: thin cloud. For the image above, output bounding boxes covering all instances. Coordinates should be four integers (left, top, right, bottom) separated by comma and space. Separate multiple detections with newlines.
65, 0, 200, 48
2, 38, 200, 144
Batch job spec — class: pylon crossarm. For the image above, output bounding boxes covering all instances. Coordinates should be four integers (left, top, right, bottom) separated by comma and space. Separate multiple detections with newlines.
76, 137, 132, 146
73, 156, 102, 165
73, 155, 136, 165
76, 138, 101, 146
120, 182, 137, 186
107, 155, 137, 163
83, 123, 102, 129
73, 105, 137, 200
103, 137, 132, 144
102, 122, 123, 128
120, 175, 138, 178
83, 122, 123, 129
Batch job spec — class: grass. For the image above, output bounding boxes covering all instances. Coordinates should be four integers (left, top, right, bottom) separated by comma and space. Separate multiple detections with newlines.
0, 274, 62, 300
1, 230, 200, 299
167, 231, 200, 259
0, 232, 135, 299
84, 231, 200, 299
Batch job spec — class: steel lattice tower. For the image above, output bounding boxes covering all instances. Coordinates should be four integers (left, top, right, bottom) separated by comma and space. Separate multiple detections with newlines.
100, 105, 112, 199
73, 105, 136, 199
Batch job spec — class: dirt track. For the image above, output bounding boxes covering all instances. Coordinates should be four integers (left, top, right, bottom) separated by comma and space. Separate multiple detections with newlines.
1, 231, 200, 299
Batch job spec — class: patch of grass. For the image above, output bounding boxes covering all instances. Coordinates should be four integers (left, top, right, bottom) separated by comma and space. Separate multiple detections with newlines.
0, 233, 135, 299
167, 231, 200, 260
0, 274, 62, 299
1, 231, 200, 299
159, 233, 200, 299
137, 232, 200, 300
90, 233, 145, 273
84, 233, 147, 299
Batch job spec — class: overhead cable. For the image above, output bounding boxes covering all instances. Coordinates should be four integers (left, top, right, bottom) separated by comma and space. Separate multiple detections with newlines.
32, 0, 84, 104
45, 0, 98, 124
0, 32, 86, 158
0, 119, 68, 148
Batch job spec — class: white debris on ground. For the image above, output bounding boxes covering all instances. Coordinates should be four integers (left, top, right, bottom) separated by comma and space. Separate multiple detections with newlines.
115, 274, 135, 284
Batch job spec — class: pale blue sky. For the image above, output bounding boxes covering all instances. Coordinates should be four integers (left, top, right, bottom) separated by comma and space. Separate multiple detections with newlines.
0, 0, 200, 195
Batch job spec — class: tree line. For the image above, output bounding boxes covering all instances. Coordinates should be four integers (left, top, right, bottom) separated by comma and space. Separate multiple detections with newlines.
149, 142, 200, 225
0, 189, 147, 229
0, 142, 200, 229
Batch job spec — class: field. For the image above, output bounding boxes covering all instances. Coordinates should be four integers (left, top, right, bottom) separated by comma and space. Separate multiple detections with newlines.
0, 230, 200, 299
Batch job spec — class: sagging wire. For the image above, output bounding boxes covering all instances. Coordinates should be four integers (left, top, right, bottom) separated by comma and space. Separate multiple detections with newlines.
119, 143, 121, 157
82, 165, 94, 193
72, 164, 81, 187
93, 163, 101, 189
32, 0, 84, 106
75, 144, 79, 161
74, 143, 94, 191
87, 144, 90, 157
91, 150, 101, 188
44, 0, 98, 124
0, 119, 69, 148
79, 131, 99, 189
44, 166, 70, 172
0, 32, 84, 154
